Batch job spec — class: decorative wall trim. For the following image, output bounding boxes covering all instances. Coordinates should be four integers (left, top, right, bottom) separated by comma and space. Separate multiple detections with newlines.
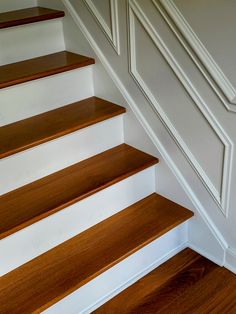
62, 0, 228, 258
128, 0, 233, 217
83, 0, 120, 55
158, 0, 236, 112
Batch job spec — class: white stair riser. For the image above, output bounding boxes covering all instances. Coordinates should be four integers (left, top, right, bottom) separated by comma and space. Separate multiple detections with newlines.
44, 222, 188, 314
0, 115, 124, 195
0, 19, 65, 66
0, 0, 37, 13
0, 66, 94, 126
0, 166, 156, 275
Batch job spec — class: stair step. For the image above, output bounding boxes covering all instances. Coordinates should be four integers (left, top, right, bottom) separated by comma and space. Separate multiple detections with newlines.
0, 97, 125, 159
0, 51, 95, 89
0, 7, 65, 29
0, 193, 193, 314
0, 144, 158, 239
93, 248, 203, 313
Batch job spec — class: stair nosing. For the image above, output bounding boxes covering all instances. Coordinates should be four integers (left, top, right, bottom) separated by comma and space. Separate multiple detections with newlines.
0, 97, 126, 159
0, 144, 159, 239
0, 6, 65, 29
0, 51, 95, 89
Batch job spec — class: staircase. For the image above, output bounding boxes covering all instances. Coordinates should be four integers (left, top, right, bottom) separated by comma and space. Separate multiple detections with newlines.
0, 6, 193, 313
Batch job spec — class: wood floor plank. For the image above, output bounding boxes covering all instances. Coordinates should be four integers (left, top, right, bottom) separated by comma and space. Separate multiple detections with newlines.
0, 144, 158, 239
0, 7, 65, 29
94, 248, 236, 314
0, 51, 95, 89
0, 193, 193, 314
0, 97, 125, 158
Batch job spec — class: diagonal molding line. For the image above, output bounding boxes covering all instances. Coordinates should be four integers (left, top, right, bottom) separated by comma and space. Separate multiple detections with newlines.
157, 0, 236, 112
61, 0, 228, 253
129, 0, 233, 217
82, 0, 120, 55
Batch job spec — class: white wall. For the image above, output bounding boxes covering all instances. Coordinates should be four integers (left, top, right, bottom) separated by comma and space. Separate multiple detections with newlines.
0, 0, 37, 12
36, 0, 236, 269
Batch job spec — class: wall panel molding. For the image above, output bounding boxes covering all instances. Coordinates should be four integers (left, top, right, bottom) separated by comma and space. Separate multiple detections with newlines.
128, 0, 233, 216
158, 0, 236, 112
83, 0, 120, 54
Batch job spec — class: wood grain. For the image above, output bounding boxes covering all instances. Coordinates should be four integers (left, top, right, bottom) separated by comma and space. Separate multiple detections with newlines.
0, 7, 65, 29
0, 144, 158, 239
0, 51, 95, 89
0, 193, 192, 314
0, 97, 125, 158
94, 248, 236, 314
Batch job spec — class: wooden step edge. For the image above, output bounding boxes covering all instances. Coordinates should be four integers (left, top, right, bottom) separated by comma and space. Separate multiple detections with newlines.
0, 7, 65, 29
0, 193, 193, 313
0, 51, 95, 89
0, 145, 158, 240
0, 97, 126, 159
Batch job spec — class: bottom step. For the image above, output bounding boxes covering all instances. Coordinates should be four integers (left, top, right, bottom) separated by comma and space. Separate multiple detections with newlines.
0, 194, 192, 313
94, 248, 236, 314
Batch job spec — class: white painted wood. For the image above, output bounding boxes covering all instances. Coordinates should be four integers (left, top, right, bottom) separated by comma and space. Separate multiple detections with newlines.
0, 66, 94, 125
160, 0, 236, 107
225, 248, 236, 274
0, 167, 156, 275
129, 0, 233, 216
0, 0, 37, 13
0, 115, 124, 194
62, 0, 228, 266
43, 222, 188, 314
0, 19, 65, 65
83, 0, 120, 54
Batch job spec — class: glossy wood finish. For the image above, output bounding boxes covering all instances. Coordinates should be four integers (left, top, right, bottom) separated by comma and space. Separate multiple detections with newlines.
0, 144, 158, 239
0, 97, 125, 158
0, 193, 192, 314
0, 51, 95, 89
95, 248, 236, 314
0, 7, 65, 29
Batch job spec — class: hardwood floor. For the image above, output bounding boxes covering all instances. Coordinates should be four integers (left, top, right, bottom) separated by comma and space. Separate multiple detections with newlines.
94, 248, 236, 314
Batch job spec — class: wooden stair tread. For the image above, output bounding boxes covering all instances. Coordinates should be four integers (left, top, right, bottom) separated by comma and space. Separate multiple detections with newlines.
0, 144, 158, 239
0, 193, 193, 314
0, 97, 125, 158
0, 51, 95, 89
0, 7, 65, 29
94, 248, 236, 314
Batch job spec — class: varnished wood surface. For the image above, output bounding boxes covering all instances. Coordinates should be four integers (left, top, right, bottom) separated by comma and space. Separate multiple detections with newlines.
0, 51, 95, 89
94, 248, 236, 314
0, 97, 125, 158
0, 193, 192, 314
0, 7, 65, 29
0, 144, 158, 239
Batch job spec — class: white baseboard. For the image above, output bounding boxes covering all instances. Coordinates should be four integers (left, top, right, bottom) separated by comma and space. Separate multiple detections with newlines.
0, 167, 156, 275
0, 66, 94, 126
44, 222, 188, 314
0, 19, 65, 66
225, 247, 236, 274
0, 115, 124, 194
